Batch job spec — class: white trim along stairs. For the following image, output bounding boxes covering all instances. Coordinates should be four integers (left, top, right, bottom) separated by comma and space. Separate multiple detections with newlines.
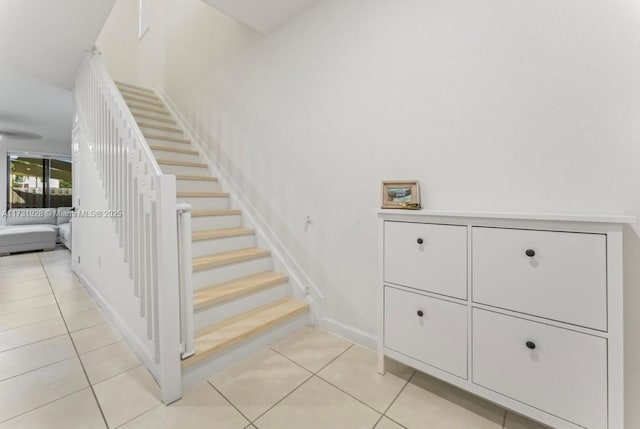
115, 81, 311, 387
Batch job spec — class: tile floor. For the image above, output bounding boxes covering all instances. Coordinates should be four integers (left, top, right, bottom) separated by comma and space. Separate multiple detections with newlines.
0, 248, 551, 428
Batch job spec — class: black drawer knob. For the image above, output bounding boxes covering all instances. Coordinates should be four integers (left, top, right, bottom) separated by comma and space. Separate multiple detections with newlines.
525, 341, 536, 350
417, 310, 424, 317
525, 249, 536, 257
417, 238, 424, 245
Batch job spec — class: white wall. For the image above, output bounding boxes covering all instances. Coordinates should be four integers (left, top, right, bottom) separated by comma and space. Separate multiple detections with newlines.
97, 0, 640, 425
0, 71, 73, 224
71, 121, 161, 380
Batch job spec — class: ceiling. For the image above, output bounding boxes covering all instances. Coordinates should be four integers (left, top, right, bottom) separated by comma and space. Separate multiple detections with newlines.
202, 0, 318, 34
0, 0, 114, 152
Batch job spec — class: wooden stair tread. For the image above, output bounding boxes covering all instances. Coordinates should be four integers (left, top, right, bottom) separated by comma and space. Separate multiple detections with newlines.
191, 209, 241, 217
127, 102, 170, 115
193, 247, 270, 271
144, 134, 190, 144
123, 94, 165, 107
176, 175, 218, 182
183, 297, 308, 367
149, 145, 199, 155
119, 88, 159, 101
158, 159, 207, 168
192, 227, 254, 241
194, 271, 288, 310
137, 122, 182, 133
177, 192, 228, 198
133, 112, 176, 124
115, 81, 154, 94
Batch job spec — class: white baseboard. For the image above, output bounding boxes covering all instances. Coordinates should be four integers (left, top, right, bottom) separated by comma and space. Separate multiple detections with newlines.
319, 317, 378, 351
154, 89, 324, 307
72, 264, 162, 383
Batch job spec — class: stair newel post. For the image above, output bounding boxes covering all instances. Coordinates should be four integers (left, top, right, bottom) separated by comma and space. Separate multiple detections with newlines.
177, 203, 195, 360
154, 174, 182, 404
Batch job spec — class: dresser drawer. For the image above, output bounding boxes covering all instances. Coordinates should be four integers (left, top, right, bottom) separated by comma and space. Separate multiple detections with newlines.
384, 222, 467, 299
472, 227, 607, 330
472, 308, 607, 429
384, 286, 467, 378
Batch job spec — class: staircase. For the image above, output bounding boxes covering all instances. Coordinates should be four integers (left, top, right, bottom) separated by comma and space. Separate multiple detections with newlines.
115, 81, 310, 386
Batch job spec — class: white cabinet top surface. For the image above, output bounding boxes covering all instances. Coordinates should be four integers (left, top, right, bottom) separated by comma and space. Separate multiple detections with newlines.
378, 209, 635, 225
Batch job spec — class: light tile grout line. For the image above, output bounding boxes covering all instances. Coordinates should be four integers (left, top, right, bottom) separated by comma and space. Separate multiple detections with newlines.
246, 343, 393, 425
0, 331, 68, 354
111, 403, 164, 429
0, 353, 77, 385
36, 251, 111, 429
269, 343, 411, 427
209, 342, 358, 427
373, 370, 415, 429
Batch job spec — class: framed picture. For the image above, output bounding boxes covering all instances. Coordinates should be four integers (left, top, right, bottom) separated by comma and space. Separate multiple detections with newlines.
381, 180, 421, 209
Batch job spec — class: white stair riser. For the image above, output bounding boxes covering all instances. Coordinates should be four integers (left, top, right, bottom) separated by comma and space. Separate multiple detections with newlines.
193, 257, 272, 289
134, 116, 177, 128
192, 234, 256, 258
119, 88, 156, 98
124, 98, 165, 109
177, 180, 221, 193
139, 126, 184, 138
129, 106, 171, 117
161, 164, 209, 176
181, 312, 310, 389
144, 137, 191, 151
152, 149, 201, 163
191, 215, 242, 230
194, 283, 289, 330
178, 197, 228, 211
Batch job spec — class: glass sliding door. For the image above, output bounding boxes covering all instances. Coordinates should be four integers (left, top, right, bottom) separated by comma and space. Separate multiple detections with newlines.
7, 155, 72, 209
9, 156, 45, 208
48, 159, 72, 208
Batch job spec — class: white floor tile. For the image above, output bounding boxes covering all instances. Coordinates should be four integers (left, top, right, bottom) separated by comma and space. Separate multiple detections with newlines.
0, 254, 41, 272
318, 345, 413, 412
387, 372, 505, 429
0, 279, 51, 303
209, 348, 311, 421
0, 317, 67, 353
0, 304, 60, 332
54, 287, 90, 303
48, 274, 82, 293
119, 382, 248, 429
0, 294, 57, 315
58, 296, 98, 317
0, 388, 105, 429
0, 357, 88, 422
81, 341, 141, 385
0, 335, 76, 382
270, 326, 352, 372
254, 376, 380, 429
0, 267, 46, 285
375, 417, 405, 429
71, 323, 122, 354
63, 307, 107, 332
93, 366, 161, 428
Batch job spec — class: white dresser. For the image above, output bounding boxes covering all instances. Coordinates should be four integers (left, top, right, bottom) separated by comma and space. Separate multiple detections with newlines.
377, 210, 634, 429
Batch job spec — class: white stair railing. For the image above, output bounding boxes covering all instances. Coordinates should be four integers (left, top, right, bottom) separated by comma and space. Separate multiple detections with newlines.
74, 51, 183, 403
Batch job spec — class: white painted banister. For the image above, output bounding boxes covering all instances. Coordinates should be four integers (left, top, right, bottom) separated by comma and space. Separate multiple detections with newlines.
177, 203, 195, 360
73, 51, 183, 403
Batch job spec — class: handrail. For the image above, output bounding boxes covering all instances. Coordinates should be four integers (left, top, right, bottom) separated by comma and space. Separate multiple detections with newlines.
74, 51, 182, 403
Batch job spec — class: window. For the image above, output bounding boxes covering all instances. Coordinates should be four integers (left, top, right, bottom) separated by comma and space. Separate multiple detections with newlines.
8, 155, 72, 209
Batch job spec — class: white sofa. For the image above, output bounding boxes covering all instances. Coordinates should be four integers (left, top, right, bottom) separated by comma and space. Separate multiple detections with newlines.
0, 208, 73, 255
